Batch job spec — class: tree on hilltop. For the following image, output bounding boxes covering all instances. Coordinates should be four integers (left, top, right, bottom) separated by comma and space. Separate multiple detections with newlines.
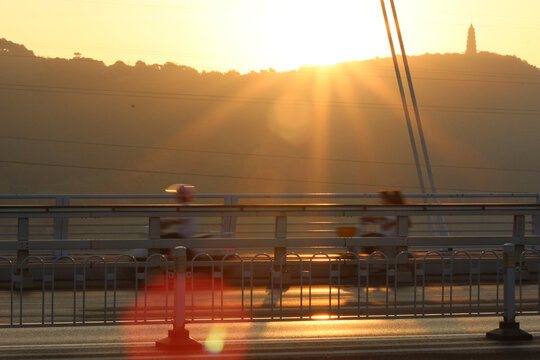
0, 38, 35, 57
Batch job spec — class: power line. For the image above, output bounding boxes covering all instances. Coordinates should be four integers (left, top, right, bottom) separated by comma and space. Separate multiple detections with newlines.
403, 65, 540, 80
0, 82, 396, 109
0, 159, 513, 193
0, 159, 414, 189
0, 135, 413, 167
3, 134, 540, 176
2, 82, 540, 116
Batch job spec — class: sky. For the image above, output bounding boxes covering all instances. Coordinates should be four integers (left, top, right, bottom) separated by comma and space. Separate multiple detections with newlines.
2, 0, 540, 72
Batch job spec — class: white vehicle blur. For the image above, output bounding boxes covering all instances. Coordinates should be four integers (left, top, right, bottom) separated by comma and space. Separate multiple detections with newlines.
160, 184, 197, 239
131, 184, 234, 260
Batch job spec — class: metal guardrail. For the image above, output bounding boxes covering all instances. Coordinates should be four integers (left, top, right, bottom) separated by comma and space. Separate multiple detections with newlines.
1, 248, 538, 328
0, 192, 539, 242
0, 203, 539, 259
1, 202, 540, 264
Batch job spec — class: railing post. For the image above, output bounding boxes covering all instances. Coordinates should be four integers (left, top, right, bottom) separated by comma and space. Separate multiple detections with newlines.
397, 216, 409, 238
486, 243, 532, 340
513, 215, 525, 258
16, 217, 29, 267
274, 216, 287, 272
221, 195, 238, 238
148, 217, 162, 259
156, 246, 202, 351
532, 196, 540, 253
53, 196, 70, 256
534, 195, 540, 234
396, 215, 409, 264
16, 217, 33, 288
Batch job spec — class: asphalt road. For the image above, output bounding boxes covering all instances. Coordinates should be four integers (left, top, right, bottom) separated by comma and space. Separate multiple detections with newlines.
2, 316, 540, 359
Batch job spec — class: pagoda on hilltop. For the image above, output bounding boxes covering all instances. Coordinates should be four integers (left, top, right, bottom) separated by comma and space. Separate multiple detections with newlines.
466, 24, 477, 55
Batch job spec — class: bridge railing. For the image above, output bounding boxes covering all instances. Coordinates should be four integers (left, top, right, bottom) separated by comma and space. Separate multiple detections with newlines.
1, 202, 540, 256
0, 193, 540, 243
0, 202, 539, 344
0, 202, 540, 340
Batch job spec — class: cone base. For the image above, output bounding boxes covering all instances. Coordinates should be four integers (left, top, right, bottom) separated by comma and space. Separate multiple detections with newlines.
156, 328, 203, 352
486, 321, 533, 341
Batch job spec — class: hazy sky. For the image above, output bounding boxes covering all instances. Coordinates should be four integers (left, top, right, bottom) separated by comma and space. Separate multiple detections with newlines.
2, 0, 540, 72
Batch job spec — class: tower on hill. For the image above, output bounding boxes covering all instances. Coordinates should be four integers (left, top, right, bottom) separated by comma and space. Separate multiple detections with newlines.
466, 24, 477, 55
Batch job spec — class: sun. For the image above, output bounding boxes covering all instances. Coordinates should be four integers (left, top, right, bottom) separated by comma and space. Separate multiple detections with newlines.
250, 1, 388, 71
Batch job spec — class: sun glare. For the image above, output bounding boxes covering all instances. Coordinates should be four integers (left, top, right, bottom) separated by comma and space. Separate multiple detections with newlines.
311, 314, 337, 320
248, 1, 388, 71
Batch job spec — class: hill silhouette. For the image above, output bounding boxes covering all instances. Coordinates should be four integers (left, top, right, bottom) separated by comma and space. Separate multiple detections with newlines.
0, 38, 539, 194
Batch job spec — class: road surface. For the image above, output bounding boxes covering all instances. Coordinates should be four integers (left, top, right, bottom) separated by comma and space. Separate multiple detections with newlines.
2, 316, 540, 359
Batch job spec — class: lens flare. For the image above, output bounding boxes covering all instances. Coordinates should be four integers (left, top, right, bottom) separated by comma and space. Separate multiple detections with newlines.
204, 326, 227, 353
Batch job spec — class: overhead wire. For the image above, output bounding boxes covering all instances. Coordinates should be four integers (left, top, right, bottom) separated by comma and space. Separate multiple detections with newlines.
0, 159, 515, 193
2, 134, 540, 175
2, 82, 540, 116
0, 159, 418, 189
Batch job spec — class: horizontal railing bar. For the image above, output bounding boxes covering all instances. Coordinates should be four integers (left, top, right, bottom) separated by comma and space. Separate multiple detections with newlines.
412, 229, 516, 233
0, 222, 525, 230
66, 222, 220, 227
0, 222, 517, 229
232, 230, 510, 235
68, 232, 146, 236
237, 230, 520, 235
0, 233, 53, 237
1, 203, 540, 218
0, 230, 216, 237
235, 222, 527, 228
243, 220, 529, 225
69, 223, 146, 227
0, 229, 531, 238
0, 224, 54, 228
1, 239, 181, 250
1, 192, 539, 200
2, 235, 540, 250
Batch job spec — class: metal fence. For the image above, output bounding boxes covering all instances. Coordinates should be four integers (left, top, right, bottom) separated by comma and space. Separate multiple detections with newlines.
1, 247, 539, 328
0, 254, 172, 327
